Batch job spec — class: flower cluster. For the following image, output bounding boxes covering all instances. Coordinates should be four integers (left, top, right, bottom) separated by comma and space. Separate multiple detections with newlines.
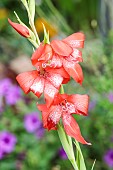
9, 16, 90, 145
0, 131, 17, 159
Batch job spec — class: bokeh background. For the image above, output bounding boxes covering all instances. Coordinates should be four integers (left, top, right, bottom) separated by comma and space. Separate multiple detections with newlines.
0, 0, 113, 169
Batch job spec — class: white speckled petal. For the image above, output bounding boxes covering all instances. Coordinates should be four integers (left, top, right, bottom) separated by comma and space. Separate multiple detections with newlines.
44, 80, 58, 107
63, 32, 85, 48
30, 77, 45, 98
50, 54, 63, 68
46, 72, 63, 89
48, 105, 62, 124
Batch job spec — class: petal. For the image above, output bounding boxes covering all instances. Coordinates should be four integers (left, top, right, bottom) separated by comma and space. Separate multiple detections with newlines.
47, 105, 62, 130
62, 114, 91, 145
31, 44, 45, 65
63, 32, 85, 48
37, 104, 49, 128
49, 53, 62, 68
67, 94, 89, 116
46, 72, 63, 89
53, 93, 68, 105
8, 18, 30, 38
31, 44, 52, 65
51, 40, 73, 56
37, 104, 57, 130
38, 44, 53, 61
16, 70, 38, 93
63, 60, 83, 85
71, 49, 83, 62
47, 67, 70, 84
44, 80, 58, 107
30, 77, 45, 98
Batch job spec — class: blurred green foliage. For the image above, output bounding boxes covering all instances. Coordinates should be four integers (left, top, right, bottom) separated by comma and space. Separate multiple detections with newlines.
0, 0, 113, 170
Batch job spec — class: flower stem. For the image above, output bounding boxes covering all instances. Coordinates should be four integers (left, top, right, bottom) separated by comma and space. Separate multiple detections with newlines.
25, 3, 40, 45
58, 84, 79, 170
57, 124, 78, 170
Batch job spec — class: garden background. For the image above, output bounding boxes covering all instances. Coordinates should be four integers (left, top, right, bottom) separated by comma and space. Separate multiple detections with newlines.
0, 0, 113, 169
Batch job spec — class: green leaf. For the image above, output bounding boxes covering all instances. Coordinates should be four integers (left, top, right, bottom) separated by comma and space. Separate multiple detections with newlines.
42, 23, 50, 44
91, 159, 96, 170
28, 0, 35, 22
74, 141, 86, 170
21, 0, 28, 8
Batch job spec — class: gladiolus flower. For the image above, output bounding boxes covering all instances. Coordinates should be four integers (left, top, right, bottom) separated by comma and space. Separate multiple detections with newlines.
31, 33, 84, 84
16, 68, 70, 107
8, 18, 30, 38
37, 93, 91, 145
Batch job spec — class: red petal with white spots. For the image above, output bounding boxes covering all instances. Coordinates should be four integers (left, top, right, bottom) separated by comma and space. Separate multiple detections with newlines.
46, 72, 63, 89
16, 70, 38, 93
47, 67, 70, 84
63, 60, 83, 85
31, 44, 53, 65
62, 114, 91, 145
67, 94, 89, 116
37, 104, 57, 130
53, 93, 68, 105
50, 53, 62, 68
44, 80, 58, 107
30, 77, 45, 98
47, 105, 62, 130
63, 32, 85, 48
71, 49, 83, 62
51, 40, 73, 56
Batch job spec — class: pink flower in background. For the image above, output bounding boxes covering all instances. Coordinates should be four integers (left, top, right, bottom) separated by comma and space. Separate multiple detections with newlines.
58, 148, 68, 160
0, 131, 17, 159
88, 101, 96, 111
107, 92, 113, 103
0, 78, 22, 106
104, 149, 113, 168
5, 85, 21, 105
35, 128, 45, 139
24, 112, 41, 133
0, 78, 12, 96
24, 112, 45, 139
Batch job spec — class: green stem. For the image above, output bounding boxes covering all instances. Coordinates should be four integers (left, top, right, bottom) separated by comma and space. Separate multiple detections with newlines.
58, 85, 79, 170
26, 4, 40, 45
28, 38, 39, 48
57, 124, 78, 170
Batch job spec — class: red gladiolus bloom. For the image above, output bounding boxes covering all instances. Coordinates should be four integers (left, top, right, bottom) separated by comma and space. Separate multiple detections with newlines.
16, 68, 70, 107
31, 33, 84, 84
37, 93, 91, 145
8, 19, 30, 38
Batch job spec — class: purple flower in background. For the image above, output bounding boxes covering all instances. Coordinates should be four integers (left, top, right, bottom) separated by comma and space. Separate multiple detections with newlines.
0, 78, 22, 107
35, 127, 45, 139
88, 101, 96, 111
58, 148, 68, 160
107, 92, 113, 103
104, 149, 113, 167
5, 85, 21, 105
24, 112, 41, 133
0, 78, 12, 96
0, 131, 17, 156
0, 149, 5, 159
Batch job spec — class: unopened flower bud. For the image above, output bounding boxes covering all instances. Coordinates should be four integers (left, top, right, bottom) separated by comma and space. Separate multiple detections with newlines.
8, 18, 30, 38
